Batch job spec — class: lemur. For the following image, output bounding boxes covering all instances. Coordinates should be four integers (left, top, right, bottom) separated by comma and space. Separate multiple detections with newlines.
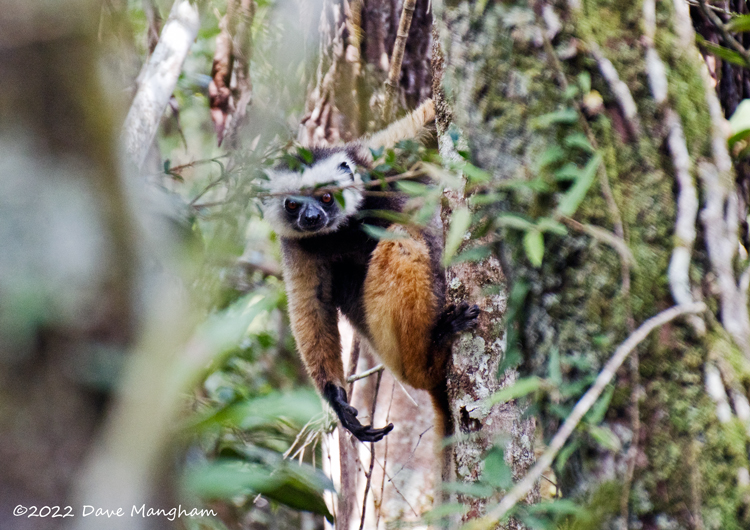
264, 99, 480, 442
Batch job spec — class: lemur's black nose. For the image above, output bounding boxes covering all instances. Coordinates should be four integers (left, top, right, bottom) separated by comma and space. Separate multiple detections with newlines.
299, 204, 325, 231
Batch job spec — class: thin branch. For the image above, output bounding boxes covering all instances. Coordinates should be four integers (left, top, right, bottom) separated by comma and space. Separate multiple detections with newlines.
359, 369, 384, 530
383, 0, 417, 122
389, 425, 433, 481
347, 363, 384, 383
558, 216, 635, 267
685, 0, 736, 16
375, 382, 397, 529
363, 445, 420, 517
475, 302, 707, 527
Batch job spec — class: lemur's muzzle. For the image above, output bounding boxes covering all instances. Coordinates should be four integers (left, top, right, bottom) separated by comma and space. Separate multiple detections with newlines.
298, 203, 327, 231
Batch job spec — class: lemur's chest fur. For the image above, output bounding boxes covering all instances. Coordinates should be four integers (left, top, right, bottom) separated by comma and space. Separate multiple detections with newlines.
291, 218, 382, 340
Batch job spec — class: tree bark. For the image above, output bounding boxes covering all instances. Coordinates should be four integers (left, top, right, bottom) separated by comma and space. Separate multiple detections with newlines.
437, 0, 750, 528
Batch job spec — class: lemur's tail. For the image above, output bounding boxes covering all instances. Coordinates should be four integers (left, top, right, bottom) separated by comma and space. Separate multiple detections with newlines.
366, 98, 436, 151
430, 380, 454, 502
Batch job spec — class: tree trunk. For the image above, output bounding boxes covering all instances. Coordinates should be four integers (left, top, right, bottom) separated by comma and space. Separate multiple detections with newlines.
438, 0, 750, 528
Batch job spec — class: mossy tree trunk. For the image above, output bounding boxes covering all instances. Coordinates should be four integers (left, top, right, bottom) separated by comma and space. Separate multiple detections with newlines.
437, 0, 750, 528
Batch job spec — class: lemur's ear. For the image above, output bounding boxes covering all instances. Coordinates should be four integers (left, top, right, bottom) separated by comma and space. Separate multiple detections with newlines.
338, 161, 354, 178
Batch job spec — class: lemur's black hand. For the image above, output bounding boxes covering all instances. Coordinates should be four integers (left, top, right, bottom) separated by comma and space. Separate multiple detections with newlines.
324, 382, 394, 442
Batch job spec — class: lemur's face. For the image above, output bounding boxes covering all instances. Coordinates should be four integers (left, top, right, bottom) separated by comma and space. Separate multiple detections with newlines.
263, 151, 365, 238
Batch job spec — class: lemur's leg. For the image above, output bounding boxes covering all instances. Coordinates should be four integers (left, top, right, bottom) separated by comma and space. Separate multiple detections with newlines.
281, 242, 393, 443
363, 229, 444, 391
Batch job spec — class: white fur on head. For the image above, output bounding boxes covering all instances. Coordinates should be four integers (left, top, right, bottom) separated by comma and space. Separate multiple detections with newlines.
263, 151, 365, 238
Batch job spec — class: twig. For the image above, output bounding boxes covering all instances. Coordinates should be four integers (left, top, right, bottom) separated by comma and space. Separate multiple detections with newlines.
162, 154, 230, 175
375, 382, 397, 529
359, 369, 384, 530
188, 163, 230, 205
697, 0, 750, 67
337, 334, 362, 530
684, 0, 736, 16
363, 446, 420, 517
390, 426, 433, 481
558, 216, 635, 267
347, 363, 384, 383
474, 302, 707, 527
383, 0, 417, 122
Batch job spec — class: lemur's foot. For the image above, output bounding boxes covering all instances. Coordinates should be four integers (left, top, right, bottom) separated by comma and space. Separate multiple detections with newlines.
432, 302, 481, 346
324, 382, 394, 443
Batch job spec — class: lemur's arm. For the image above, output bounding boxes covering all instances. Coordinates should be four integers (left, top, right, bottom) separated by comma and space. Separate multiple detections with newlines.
281, 243, 393, 442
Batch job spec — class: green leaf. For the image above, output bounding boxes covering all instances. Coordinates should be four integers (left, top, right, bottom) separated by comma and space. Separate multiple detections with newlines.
461, 162, 492, 183
296, 147, 313, 165
443, 207, 472, 266
469, 192, 502, 206
369, 146, 384, 160
360, 224, 406, 240
452, 246, 492, 264
495, 213, 536, 231
532, 109, 578, 128
422, 503, 469, 524
548, 347, 562, 386
525, 499, 582, 516
441, 482, 495, 498
729, 99, 750, 149
727, 14, 750, 32
588, 424, 622, 451
554, 439, 579, 474
563, 85, 579, 100
184, 459, 334, 522
578, 71, 591, 94
554, 162, 582, 181
696, 35, 749, 67
556, 153, 601, 217
186, 389, 322, 432
482, 448, 513, 489
487, 376, 544, 405
535, 145, 566, 169
729, 99, 750, 135
396, 180, 430, 195
564, 132, 595, 153
535, 217, 567, 235
523, 230, 544, 267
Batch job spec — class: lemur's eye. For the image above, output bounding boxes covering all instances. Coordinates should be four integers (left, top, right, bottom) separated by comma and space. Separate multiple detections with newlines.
284, 199, 299, 212
320, 193, 333, 204
338, 162, 351, 172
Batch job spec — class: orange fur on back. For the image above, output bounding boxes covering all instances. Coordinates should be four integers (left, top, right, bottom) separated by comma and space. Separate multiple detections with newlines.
363, 227, 443, 391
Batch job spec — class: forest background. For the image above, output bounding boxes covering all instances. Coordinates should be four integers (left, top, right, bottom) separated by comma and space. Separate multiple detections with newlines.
3, 1, 750, 530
